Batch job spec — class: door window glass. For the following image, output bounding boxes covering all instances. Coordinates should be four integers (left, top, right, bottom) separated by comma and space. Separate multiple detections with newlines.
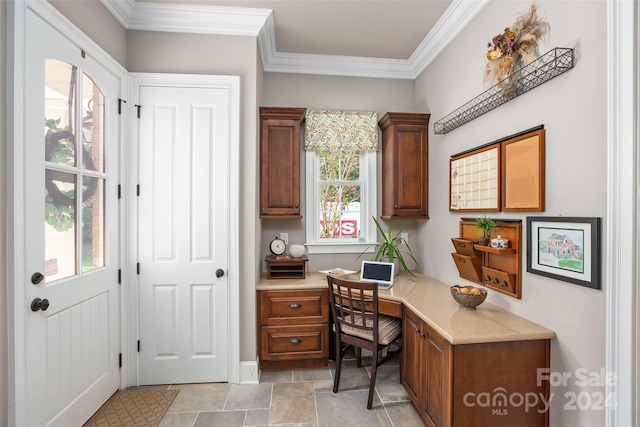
44, 59, 107, 281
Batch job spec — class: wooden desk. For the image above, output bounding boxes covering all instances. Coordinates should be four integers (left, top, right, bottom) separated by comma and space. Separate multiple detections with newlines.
258, 272, 555, 426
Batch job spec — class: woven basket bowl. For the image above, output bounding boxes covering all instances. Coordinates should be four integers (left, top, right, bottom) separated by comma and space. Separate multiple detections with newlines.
450, 285, 487, 309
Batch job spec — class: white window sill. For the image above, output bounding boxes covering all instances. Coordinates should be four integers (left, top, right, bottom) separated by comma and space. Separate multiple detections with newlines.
306, 242, 378, 255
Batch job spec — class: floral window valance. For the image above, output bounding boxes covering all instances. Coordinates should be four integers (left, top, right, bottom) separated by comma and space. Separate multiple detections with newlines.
304, 110, 379, 152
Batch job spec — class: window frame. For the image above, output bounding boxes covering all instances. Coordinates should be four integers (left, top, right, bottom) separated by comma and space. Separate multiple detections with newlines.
305, 149, 377, 254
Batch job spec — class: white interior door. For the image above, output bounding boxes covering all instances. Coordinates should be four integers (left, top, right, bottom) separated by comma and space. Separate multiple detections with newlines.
23, 8, 120, 426
136, 83, 230, 384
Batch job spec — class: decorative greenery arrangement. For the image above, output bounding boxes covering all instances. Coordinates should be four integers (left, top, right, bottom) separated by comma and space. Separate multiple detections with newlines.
483, 2, 550, 90
363, 217, 419, 277
475, 215, 496, 238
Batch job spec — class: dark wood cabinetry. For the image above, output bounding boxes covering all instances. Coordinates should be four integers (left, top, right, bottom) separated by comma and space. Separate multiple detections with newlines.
402, 306, 550, 427
403, 307, 452, 427
259, 107, 306, 218
257, 288, 329, 370
379, 112, 430, 219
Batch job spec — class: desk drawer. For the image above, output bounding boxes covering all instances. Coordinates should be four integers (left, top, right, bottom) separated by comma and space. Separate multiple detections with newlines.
379, 299, 403, 318
259, 289, 329, 325
260, 324, 329, 361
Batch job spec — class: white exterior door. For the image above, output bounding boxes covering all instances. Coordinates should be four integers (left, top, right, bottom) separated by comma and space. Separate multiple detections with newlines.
135, 82, 232, 384
22, 7, 120, 426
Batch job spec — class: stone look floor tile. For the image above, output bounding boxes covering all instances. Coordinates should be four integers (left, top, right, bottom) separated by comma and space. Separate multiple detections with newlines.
167, 383, 231, 412
158, 412, 198, 427
270, 382, 317, 425
158, 359, 424, 427
193, 410, 245, 427
225, 383, 272, 410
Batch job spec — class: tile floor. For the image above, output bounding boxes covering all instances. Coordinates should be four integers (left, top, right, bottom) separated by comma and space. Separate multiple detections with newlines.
143, 353, 426, 427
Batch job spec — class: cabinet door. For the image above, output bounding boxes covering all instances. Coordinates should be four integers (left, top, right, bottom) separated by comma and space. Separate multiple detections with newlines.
259, 107, 306, 218
401, 308, 423, 408
393, 124, 428, 217
422, 323, 452, 427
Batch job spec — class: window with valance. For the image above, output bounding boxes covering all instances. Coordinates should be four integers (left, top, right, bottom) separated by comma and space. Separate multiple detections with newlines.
304, 110, 379, 253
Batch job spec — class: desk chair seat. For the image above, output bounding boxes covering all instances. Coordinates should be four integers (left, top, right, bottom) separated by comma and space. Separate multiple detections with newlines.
327, 275, 402, 409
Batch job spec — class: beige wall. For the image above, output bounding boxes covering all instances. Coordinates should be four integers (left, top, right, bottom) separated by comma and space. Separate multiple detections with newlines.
261, 73, 419, 272
1, 1, 8, 426
415, 1, 607, 425
49, 0, 127, 67
127, 30, 261, 362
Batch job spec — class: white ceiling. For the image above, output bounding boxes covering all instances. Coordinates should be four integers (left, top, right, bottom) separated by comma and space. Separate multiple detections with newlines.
101, 0, 488, 79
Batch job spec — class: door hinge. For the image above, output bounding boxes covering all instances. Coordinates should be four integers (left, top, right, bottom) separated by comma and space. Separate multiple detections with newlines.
134, 104, 141, 118
137, 340, 141, 352
119, 353, 122, 368
136, 263, 140, 274
137, 184, 140, 196
118, 98, 127, 114
118, 269, 121, 284
118, 184, 121, 199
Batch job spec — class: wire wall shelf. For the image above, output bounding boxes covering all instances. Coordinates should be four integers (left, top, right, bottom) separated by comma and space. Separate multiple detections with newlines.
434, 47, 575, 135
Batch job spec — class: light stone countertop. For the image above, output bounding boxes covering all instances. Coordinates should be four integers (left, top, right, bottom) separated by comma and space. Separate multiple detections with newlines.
257, 271, 556, 345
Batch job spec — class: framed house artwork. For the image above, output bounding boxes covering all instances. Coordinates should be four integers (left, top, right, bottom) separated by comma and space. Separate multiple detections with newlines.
526, 216, 601, 289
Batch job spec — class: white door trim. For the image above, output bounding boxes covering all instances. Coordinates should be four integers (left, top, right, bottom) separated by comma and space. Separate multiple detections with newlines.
605, 0, 638, 426
7, 0, 129, 425
128, 72, 241, 385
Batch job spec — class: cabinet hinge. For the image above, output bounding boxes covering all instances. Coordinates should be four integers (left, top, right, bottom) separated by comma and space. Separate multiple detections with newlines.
134, 104, 141, 118
117, 184, 121, 199
137, 184, 140, 196
118, 98, 127, 114
118, 269, 121, 284
136, 263, 140, 274
119, 353, 122, 368
137, 340, 141, 352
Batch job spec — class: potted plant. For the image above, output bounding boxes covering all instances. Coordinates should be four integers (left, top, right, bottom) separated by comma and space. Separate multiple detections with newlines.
475, 215, 495, 246
362, 217, 419, 277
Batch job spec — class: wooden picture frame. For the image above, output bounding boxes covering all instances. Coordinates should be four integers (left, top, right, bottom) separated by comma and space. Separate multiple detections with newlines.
526, 216, 601, 290
502, 128, 545, 211
449, 144, 500, 212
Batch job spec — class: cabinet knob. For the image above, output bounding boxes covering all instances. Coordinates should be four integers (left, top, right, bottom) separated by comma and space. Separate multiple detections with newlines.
394, 205, 398, 209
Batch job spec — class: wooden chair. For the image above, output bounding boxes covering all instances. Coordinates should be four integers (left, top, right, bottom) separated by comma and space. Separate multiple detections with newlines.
327, 275, 402, 409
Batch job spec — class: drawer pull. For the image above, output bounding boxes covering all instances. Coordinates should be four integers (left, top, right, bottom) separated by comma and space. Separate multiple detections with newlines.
290, 338, 302, 344
288, 303, 302, 309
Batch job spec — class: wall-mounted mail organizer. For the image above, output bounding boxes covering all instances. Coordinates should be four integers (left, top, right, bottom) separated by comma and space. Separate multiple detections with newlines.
451, 219, 522, 299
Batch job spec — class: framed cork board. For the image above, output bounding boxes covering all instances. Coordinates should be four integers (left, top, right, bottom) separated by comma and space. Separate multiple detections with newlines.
502, 128, 545, 211
449, 126, 545, 213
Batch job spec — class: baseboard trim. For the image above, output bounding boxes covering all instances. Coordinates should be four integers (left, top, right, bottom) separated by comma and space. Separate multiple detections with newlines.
239, 360, 259, 384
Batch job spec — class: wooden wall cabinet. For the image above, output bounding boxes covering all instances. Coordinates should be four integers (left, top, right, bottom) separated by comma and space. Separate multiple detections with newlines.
452, 219, 522, 299
402, 307, 551, 427
257, 289, 329, 370
259, 107, 306, 218
379, 112, 430, 219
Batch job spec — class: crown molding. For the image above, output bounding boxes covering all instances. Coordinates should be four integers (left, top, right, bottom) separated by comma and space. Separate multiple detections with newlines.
101, 0, 270, 36
101, 0, 487, 79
